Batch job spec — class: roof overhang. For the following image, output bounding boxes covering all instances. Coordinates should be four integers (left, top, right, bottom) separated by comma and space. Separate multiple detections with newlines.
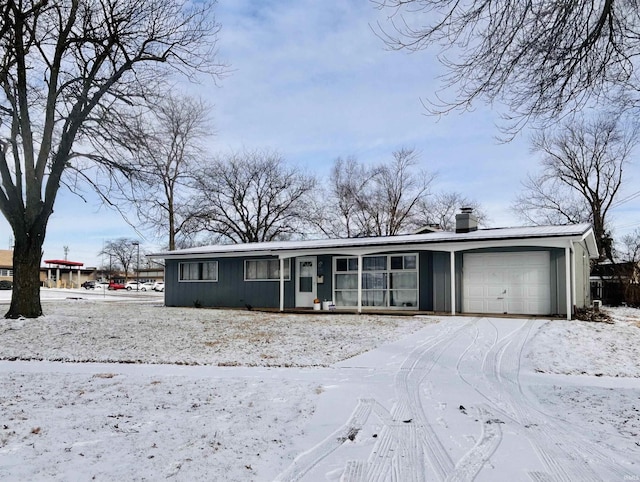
148, 223, 599, 261
43, 259, 84, 267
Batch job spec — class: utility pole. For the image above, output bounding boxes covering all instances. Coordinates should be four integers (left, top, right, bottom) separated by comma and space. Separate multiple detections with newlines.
132, 241, 140, 291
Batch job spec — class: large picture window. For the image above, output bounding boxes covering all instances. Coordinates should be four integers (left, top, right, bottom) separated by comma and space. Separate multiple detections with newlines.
334, 254, 418, 309
245, 259, 291, 281
179, 261, 218, 282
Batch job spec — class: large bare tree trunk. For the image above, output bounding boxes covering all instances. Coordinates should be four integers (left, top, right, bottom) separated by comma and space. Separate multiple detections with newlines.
7, 227, 45, 318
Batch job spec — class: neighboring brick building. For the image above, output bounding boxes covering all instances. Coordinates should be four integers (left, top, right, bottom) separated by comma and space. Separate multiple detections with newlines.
0, 250, 13, 281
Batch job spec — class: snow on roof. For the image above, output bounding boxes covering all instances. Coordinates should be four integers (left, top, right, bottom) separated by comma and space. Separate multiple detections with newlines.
150, 223, 597, 259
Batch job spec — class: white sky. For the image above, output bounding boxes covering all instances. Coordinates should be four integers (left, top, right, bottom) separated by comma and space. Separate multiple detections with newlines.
1, 0, 640, 267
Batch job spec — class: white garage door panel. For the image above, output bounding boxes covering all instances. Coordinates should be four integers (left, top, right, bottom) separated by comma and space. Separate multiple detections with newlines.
463, 252, 551, 315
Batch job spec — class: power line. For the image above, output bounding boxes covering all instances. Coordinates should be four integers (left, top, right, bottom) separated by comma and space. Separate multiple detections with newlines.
611, 189, 640, 208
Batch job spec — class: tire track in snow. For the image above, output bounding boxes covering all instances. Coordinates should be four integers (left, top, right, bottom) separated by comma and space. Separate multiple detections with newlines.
386, 323, 471, 481
464, 319, 628, 480
276, 322, 476, 482
365, 319, 503, 482
274, 398, 373, 482
445, 405, 502, 482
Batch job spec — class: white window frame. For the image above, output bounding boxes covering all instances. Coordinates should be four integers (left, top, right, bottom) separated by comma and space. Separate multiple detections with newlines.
178, 261, 218, 282
333, 253, 419, 309
244, 258, 291, 281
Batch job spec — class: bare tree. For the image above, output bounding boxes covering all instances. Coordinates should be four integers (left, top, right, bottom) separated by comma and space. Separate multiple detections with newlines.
366, 148, 435, 236
99, 239, 139, 280
376, 1, 640, 129
512, 114, 638, 259
191, 150, 317, 243
312, 157, 379, 238
317, 149, 434, 237
619, 229, 640, 267
619, 229, 640, 306
0, 0, 222, 318
416, 192, 488, 231
126, 95, 212, 251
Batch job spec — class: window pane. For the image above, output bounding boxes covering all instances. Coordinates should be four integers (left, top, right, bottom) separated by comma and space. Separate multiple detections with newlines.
347, 258, 358, 271
390, 272, 417, 289
336, 274, 357, 289
335, 290, 358, 306
362, 290, 386, 306
202, 262, 217, 280
390, 290, 418, 307
246, 261, 257, 280
257, 260, 269, 279
180, 262, 193, 280
299, 260, 314, 277
300, 276, 312, 292
404, 255, 417, 270
336, 258, 348, 272
363, 256, 386, 271
268, 260, 279, 279
246, 259, 289, 280
362, 272, 387, 290
390, 256, 403, 270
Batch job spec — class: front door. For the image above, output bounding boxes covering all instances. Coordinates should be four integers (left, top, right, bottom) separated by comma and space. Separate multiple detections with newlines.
296, 257, 317, 307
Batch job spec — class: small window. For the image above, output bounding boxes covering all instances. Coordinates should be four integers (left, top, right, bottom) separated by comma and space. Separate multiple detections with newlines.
390, 255, 417, 270
336, 257, 358, 272
363, 256, 387, 271
179, 261, 218, 282
245, 259, 290, 281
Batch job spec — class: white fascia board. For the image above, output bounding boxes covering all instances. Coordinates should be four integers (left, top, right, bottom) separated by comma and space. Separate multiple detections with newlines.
150, 229, 594, 260
579, 227, 600, 258
277, 236, 582, 258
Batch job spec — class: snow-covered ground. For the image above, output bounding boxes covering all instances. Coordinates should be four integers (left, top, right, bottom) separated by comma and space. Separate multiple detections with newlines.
0, 289, 639, 481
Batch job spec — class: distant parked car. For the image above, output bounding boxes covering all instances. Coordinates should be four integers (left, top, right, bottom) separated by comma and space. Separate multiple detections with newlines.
94, 281, 109, 290
108, 281, 125, 290
81, 281, 95, 289
125, 281, 141, 291
140, 281, 155, 291
0, 280, 12, 290
153, 281, 164, 292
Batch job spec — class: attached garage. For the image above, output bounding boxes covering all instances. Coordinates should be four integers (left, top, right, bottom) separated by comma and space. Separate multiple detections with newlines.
462, 252, 551, 315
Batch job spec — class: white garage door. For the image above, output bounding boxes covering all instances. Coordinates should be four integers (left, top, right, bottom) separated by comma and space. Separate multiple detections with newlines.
463, 252, 551, 315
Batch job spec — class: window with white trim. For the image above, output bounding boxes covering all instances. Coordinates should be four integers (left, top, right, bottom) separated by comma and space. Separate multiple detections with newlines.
334, 254, 418, 309
179, 261, 218, 282
244, 259, 290, 281
0, 269, 12, 277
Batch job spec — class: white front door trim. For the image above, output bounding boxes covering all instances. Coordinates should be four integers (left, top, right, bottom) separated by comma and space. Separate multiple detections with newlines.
295, 256, 317, 307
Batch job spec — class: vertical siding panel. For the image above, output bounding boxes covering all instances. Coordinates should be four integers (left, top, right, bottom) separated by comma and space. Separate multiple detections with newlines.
165, 256, 293, 309
419, 252, 433, 311
432, 252, 451, 312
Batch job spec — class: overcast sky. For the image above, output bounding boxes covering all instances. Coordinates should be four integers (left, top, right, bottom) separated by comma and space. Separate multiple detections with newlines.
2, 0, 640, 267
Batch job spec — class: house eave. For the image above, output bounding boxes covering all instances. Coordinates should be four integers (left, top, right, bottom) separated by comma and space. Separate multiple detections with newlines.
148, 224, 598, 261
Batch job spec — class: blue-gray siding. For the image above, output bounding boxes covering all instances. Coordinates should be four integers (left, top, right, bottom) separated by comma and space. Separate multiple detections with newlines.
164, 256, 294, 308
163, 247, 571, 315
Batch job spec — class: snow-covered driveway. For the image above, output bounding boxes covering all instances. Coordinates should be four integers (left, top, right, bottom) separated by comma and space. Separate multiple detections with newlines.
276, 317, 640, 481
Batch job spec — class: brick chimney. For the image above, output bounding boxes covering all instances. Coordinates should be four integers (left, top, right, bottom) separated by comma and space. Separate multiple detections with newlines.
455, 207, 478, 233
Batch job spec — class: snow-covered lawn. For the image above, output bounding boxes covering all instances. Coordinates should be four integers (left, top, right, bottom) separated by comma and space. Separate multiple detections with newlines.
0, 295, 435, 367
0, 289, 639, 480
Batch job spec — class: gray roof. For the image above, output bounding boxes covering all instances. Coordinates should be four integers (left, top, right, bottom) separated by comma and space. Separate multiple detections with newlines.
150, 223, 598, 259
